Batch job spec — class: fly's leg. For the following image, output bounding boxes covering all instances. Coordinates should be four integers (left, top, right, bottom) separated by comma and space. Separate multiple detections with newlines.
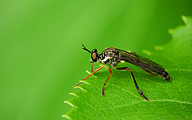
73, 65, 105, 89
90, 61, 93, 72
102, 66, 112, 96
90, 61, 102, 72
112, 66, 150, 102
131, 51, 137, 55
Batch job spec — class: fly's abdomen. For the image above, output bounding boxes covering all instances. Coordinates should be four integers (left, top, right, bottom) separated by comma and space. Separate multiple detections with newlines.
143, 68, 171, 81
161, 71, 170, 81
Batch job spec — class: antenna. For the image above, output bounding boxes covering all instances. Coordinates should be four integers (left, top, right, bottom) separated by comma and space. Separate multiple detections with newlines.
82, 44, 91, 53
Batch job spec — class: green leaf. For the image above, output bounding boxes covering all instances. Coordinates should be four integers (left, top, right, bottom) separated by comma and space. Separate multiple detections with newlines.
63, 16, 192, 120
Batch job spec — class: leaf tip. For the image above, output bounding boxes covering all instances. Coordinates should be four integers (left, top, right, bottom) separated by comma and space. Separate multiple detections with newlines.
80, 80, 89, 84
86, 70, 91, 74
181, 16, 189, 24
142, 49, 151, 56
62, 114, 71, 120
168, 29, 174, 34
69, 92, 79, 97
64, 101, 75, 107
76, 86, 87, 91
154, 46, 164, 51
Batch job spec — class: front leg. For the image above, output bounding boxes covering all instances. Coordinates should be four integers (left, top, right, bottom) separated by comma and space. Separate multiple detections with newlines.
90, 61, 93, 72
90, 61, 102, 72
73, 65, 105, 89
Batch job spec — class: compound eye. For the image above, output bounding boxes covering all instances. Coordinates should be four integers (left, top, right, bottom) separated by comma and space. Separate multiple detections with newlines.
92, 53, 97, 60
91, 49, 98, 62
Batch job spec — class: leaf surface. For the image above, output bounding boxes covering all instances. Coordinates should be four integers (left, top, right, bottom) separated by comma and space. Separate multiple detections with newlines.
63, 16, 192, 120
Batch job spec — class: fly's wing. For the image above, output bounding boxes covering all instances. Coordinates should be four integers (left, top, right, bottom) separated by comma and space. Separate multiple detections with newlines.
116, 48, 165, 75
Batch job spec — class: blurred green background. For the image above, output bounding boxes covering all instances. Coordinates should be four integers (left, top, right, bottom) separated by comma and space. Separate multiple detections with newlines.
0, 0, 191, 120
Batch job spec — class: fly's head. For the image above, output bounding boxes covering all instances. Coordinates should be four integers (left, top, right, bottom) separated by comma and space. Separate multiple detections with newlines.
91, 49, 99, 62
82, 44, 99, 62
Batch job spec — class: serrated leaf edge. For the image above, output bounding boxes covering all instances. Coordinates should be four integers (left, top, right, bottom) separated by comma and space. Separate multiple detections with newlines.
168, 16, 190, 35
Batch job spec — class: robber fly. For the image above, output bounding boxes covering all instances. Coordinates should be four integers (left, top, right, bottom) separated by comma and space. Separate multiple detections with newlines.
73, 44, 170, 101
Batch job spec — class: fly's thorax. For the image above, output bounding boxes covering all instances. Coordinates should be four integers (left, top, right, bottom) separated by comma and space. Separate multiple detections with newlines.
100, 47, 119, 59
99, 50, 120, 65
101, 56, 120, 66
99, 52, 112, 64
99, 53, 105, 60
